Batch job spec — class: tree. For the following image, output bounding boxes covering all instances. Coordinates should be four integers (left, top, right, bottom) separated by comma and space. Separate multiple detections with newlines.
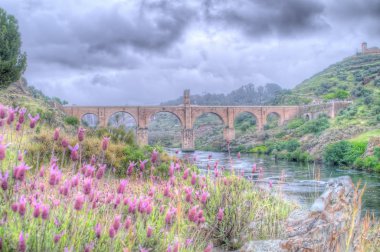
0, 8, 27, 88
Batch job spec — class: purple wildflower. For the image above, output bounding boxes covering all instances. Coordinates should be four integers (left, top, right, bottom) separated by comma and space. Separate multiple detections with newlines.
68, 144, 79, 162
28, 113, 40, 129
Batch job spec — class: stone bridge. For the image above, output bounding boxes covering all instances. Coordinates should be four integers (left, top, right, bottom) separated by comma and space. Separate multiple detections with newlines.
62, 90, 351, 151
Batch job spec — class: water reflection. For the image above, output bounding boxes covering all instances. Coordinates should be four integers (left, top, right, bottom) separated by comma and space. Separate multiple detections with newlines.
167, 149, 380, 216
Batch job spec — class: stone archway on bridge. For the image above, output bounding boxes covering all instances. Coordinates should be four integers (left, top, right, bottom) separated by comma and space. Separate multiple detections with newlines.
107, 111, 138, 137
234, 111, 258, 137
265, 112, 281, 129
81, 113, 99, 128
193, 112, 226, 150
147, 111, 183, 148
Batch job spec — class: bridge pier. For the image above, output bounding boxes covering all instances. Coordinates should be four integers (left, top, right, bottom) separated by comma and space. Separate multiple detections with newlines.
182, 128, 194, 151
136, 128, 148, 146
223, 127, 235, 142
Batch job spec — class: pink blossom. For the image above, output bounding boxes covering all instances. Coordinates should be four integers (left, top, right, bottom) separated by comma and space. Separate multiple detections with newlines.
183, 168, 189, 180
84, 165, 95, 178
109, 227, 116, 239
127, 161, 135, 176
237, 152, 241, 159
191, 173, 197, 185
95, 224, 102, 239
204, 243, 213, 252
53, 128, 60, 141
169, 163, 175, 177
54, 232, 64, 244
61, 138, 69, 149
11, 202, 18, 212
0, 105, 7, 119
41, 205, 50, 220
128, 198, 137, 214
83, 178, 92, 195
146, 226, 153, 238
101, 136, 110, 151
77, 127, 86, 142
33, 202, 41, 218
151, 149, 158, 163
269, 180, 273, 188
28, 113, 40, 129
0, 139, 10, 161
71, 175, 79, 188
117, 179, 128, 194
139, 159, 148, 172
184, 187, 193, 203
124, 216, 132, 230
0, 171, 9, 191
18, 232, 27, 252
18, 108, 27, 124
217, 208, 224, 222
49, 166, 62, 186
200, 191, 209, 205
18, 196, 27, 217
68, 144, 79, 162
74, 194, 85, 211
112, 215, 121, 231
90, 155, 96, 165
252, 163, 257, 173
13, 163, 31, 182
96, 164, 106, 179
7, 107, 17, 125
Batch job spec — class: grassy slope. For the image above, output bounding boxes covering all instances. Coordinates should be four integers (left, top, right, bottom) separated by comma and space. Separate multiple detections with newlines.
0, 80, 66, 126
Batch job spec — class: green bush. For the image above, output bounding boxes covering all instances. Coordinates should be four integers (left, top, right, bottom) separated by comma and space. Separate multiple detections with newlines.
250, 145, 268, 154
354, 156, 380, 171
286, 118, 305, 130
64, 116, 79, 126
374, 147, 380, 160
323, 141, 367, 167
298, 115, 330, 135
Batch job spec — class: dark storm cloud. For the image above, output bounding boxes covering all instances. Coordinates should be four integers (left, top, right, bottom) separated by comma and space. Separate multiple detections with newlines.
73, 1, 196, 54
202, 0, 328, 37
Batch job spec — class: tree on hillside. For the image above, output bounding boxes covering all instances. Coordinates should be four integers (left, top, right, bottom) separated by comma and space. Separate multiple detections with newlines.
0, 8, 27, 88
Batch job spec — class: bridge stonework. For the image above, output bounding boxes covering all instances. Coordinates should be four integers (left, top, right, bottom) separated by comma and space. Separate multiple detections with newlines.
63, 91, 351, 151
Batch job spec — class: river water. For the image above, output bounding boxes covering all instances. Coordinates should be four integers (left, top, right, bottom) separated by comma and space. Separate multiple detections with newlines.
167, 149, 380, 216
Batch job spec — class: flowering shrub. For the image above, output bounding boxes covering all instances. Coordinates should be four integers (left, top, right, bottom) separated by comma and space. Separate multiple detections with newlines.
0, 103, 293, 251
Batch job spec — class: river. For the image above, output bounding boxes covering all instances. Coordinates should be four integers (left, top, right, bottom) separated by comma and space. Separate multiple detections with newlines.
167, 149, 380, 216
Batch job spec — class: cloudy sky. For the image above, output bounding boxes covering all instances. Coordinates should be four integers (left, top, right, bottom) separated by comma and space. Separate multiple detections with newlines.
2, 0, 380, 105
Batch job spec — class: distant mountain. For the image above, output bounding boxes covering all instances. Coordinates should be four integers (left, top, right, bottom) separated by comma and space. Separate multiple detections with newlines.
161, 83, 284, 106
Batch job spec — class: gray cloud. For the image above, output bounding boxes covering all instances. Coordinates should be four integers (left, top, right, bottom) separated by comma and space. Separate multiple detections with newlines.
1, 0, 379, 105
203, 0, 328, 38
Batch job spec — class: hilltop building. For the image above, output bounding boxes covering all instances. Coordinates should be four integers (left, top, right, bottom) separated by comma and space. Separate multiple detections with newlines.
361, 42, 380, 55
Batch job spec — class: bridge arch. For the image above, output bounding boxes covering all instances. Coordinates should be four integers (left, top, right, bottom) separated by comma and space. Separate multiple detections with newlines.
81, 113, 99, 128
265, 111, 282, 129
147, 111, 183, 147
107, 111, 137, 130
234, 111, 258, 135
193, 112, 225, 150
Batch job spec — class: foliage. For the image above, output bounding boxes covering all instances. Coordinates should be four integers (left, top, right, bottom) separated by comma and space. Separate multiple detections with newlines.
297, 114, 330, 135
354, 156, 380, 171
322, 89, 350, 100
286, 118, 305, 130
199, 176, 293, 249
64, 116, 79, 126
0, 8, 27, 88
323, 141, 367, 167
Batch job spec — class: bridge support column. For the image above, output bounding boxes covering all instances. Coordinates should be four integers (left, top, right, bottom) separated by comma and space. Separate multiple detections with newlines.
136, 128, 148, 146
182, 128, 194, 151
223, 127, 235, 143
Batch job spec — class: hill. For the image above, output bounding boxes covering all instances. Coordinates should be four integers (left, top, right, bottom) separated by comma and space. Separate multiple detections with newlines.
0, 78, 67, 126
162, 83, 284, 105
